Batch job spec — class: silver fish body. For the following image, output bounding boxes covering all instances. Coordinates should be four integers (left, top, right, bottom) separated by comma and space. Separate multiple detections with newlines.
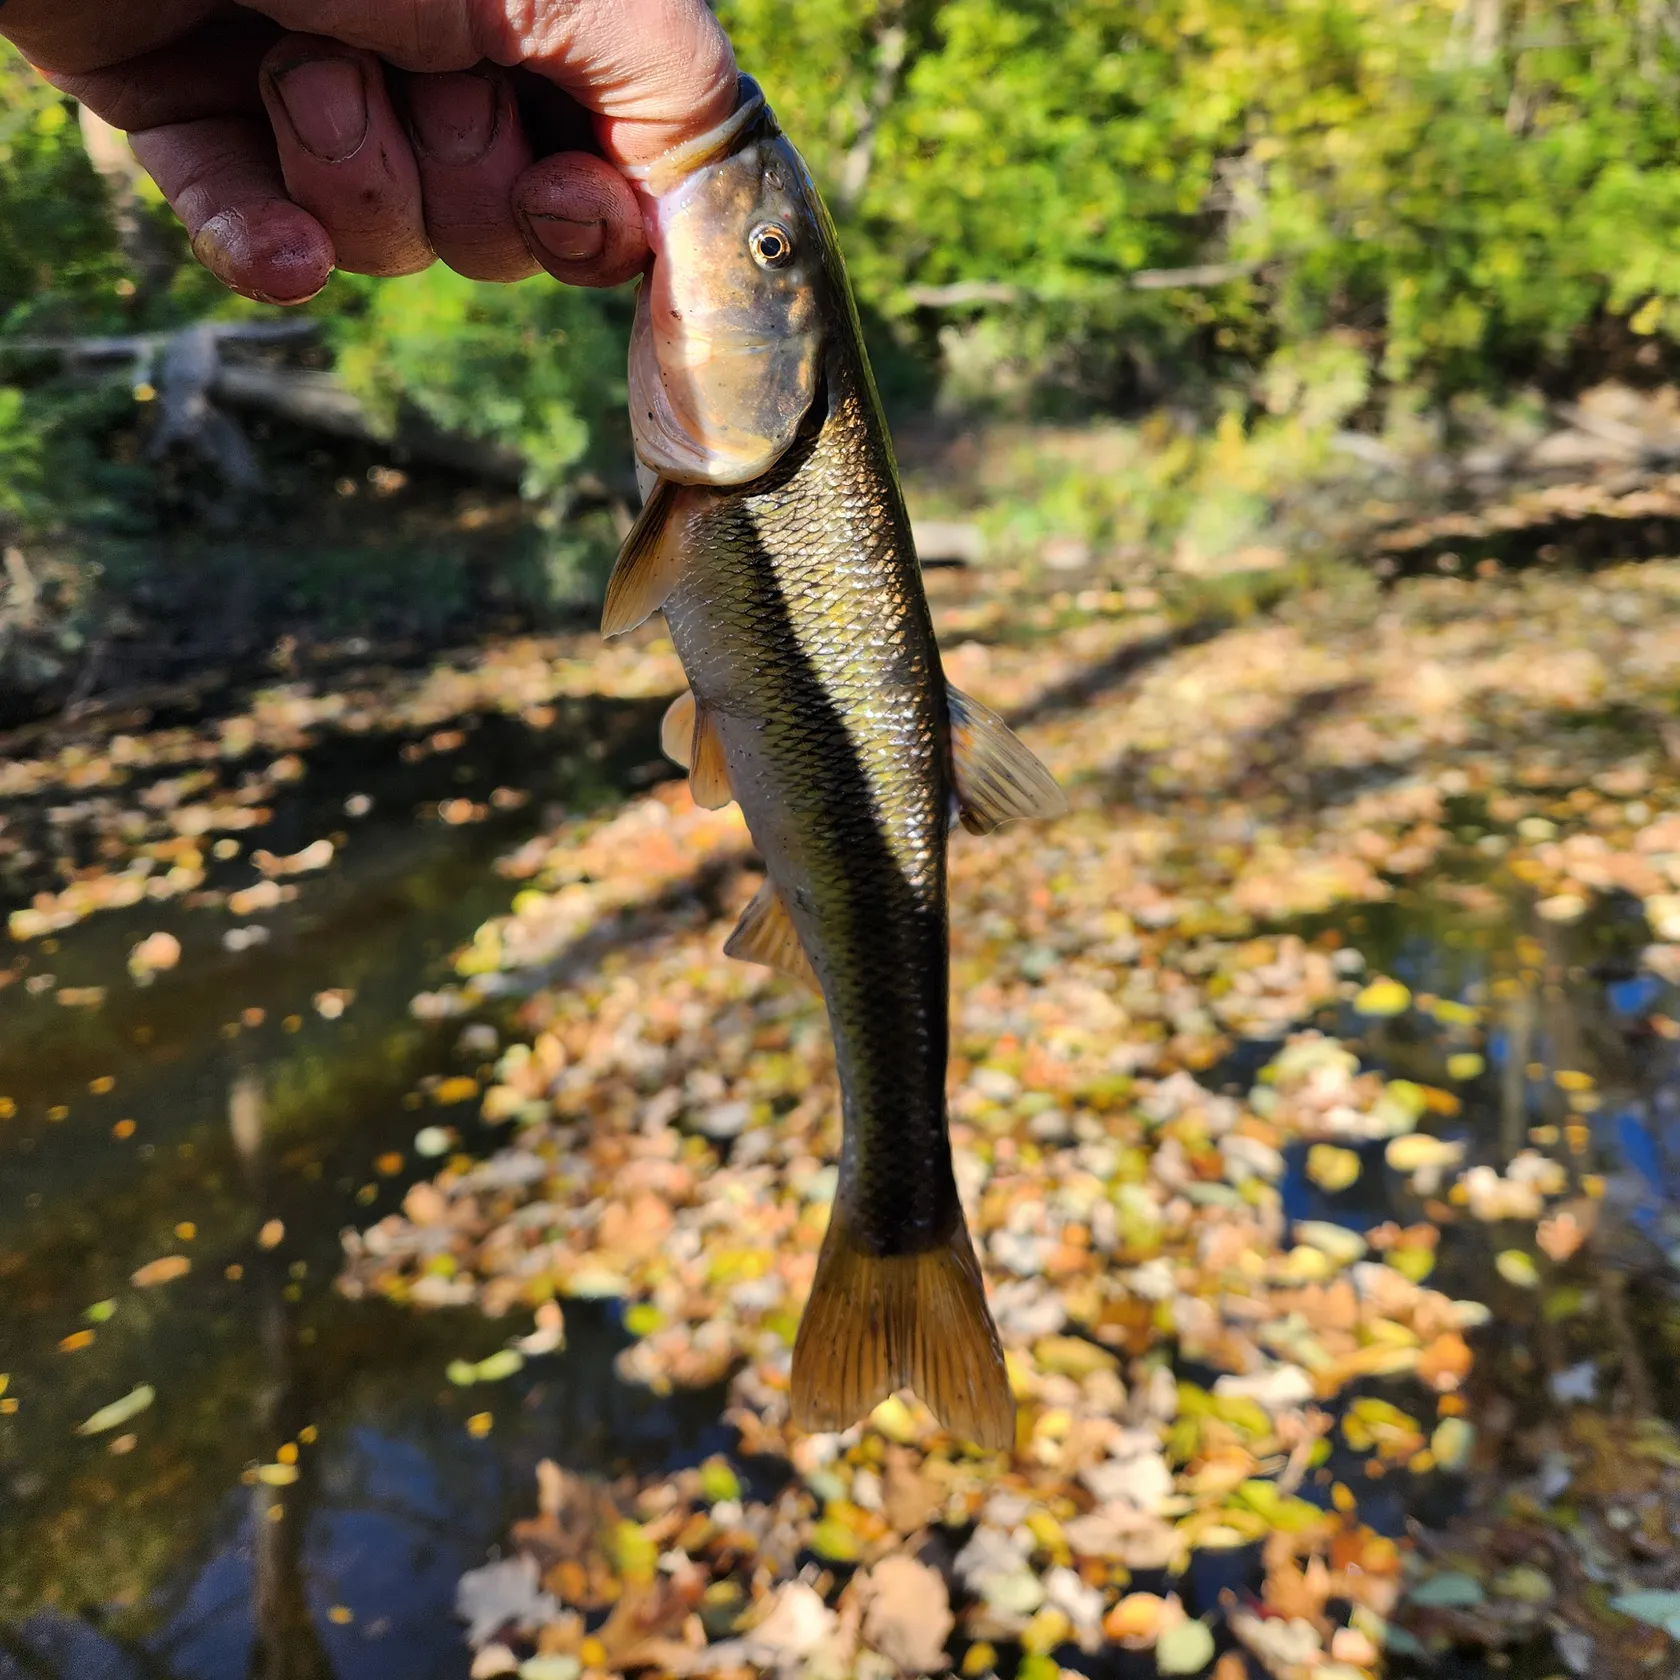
607, 80, 1063, 1448
661, 344, 959, 1264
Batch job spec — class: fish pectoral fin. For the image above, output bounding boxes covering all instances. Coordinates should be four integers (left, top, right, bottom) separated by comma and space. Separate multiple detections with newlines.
947, 685, 1068, 834
722, 878, 817, 988
601, 477, 688, 638
660, 689, 697, 769
686, 703, 734, 810
791, 1200, 1014, 1453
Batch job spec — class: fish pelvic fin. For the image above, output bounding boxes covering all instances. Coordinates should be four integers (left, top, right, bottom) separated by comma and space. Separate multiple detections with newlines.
660, 689, 697, 768
947, 685, 1068, 835
723, 877, 817, 988
659, 688, 734, 808
687, 705, 733, 809
791, 1199, 1014, 1453
602, 477, 688, 638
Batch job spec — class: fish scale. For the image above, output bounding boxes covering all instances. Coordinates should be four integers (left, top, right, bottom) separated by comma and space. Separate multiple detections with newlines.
663, 372, 955, 1262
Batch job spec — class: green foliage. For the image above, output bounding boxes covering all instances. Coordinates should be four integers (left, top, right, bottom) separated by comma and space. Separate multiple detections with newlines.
10, 5, 1680, 460
722, 0, 1680, 400
327, 267, 632, 498
0, 52, 227, 338
9, 5, 1680, 679
0, 385, 43, 524
0, 61, 124, 335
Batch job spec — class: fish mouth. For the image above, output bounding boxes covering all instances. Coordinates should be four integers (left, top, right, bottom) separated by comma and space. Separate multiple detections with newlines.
625, 75, 780, 198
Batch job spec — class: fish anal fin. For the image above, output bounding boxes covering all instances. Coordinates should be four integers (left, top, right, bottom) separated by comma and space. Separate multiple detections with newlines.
660, 690, 696, 769
687, 705, 733, 809
601, 478, 688, 638
723, 878, 817, 988
947, 685, 1068, 834
791, 1201, 1014, 1453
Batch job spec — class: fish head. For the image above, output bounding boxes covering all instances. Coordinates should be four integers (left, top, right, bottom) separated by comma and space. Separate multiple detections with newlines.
630, 84, 829, 486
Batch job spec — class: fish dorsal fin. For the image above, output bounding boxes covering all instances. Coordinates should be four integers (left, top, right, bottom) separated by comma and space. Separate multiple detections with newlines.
602, 477, 688, 638
660, 689, 697, 768
723, 878, 818, 988
947, 686, 1068, 834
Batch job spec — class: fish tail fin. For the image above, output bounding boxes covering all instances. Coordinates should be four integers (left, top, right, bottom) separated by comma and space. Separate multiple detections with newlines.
792, 1199, 1014, 1452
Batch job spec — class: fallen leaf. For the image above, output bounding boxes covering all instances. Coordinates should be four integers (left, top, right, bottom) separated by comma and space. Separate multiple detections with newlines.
1408, 1571, 1485, 1609
77, 1384, 156, 1435
1307, 1144, 1362, 1192
455, 1554, 558, 1648
858, 1555, 953, 1674
1354, 978, 1411, 1016
1156, 1618, 1216, 1674
1611, 1590, 1680, 1636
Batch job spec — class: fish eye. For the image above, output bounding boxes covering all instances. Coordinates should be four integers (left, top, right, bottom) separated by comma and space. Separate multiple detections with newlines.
749, 223, 795, 269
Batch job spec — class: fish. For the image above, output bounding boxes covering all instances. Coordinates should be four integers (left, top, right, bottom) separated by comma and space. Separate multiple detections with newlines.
607, 76, 1065, 1450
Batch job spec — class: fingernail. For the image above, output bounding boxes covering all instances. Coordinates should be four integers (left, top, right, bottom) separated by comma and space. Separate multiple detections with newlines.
191, 216, 243, 288
524, 214, 606, 266
192, 211, 329, 307
273, 56, 369, 163
409, 71, 499, 167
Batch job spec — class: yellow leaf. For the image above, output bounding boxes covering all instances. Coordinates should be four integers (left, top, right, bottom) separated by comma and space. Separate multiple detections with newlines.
1354, 978, 1410, 1016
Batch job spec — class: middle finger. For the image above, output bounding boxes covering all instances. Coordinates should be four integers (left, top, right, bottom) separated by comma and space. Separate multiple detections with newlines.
260, 33, 433, 277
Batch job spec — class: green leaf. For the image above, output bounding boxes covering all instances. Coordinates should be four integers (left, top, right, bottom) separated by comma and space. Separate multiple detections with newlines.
473, 1349, 525, 1384
76, 1383, 155, 1435
1156, 1618, 1216, 1674
1409, 1571, 1486, 1609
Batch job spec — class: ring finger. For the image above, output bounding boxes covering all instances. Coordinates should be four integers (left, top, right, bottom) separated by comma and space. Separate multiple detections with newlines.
401, 66, 538, 283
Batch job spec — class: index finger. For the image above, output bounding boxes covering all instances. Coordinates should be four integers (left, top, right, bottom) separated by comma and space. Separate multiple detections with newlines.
243, 0, 739, 167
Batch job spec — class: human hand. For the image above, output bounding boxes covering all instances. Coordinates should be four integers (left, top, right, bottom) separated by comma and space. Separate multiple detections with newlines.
0, 0, 738, 302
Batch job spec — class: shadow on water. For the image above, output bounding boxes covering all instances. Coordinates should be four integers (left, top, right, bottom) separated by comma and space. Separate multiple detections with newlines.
0, 696, 736, 1680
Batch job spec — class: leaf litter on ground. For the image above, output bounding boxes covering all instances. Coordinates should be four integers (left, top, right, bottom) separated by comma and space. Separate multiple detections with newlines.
327, 557, 1680, 1678
12, 544, 1680, 1671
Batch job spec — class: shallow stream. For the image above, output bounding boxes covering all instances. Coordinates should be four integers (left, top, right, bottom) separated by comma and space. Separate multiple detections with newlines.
3, 602, 1680, 1680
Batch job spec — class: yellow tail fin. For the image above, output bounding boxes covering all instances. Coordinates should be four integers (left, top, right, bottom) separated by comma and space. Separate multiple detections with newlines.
791, 1199, 1014, 1452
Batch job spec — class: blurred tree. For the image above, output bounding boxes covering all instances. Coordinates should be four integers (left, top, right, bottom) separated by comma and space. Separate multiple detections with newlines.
721, 0, 1680, 401
328, 266, 631, 502
7, 2, 1680, 695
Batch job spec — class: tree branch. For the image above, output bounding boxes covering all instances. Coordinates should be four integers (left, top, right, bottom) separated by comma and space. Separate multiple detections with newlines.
0, 321, 317, 364
836, 10, 908, 213
903, 260, 1262, 308
0, 320, 527, 487
1128, 259, 1262, 290
902, 281, 1025, 307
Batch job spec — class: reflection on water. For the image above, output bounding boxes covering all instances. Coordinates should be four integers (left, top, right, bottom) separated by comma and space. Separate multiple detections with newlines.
4, 687, 1680, 1679
0, 699, 729, 1680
